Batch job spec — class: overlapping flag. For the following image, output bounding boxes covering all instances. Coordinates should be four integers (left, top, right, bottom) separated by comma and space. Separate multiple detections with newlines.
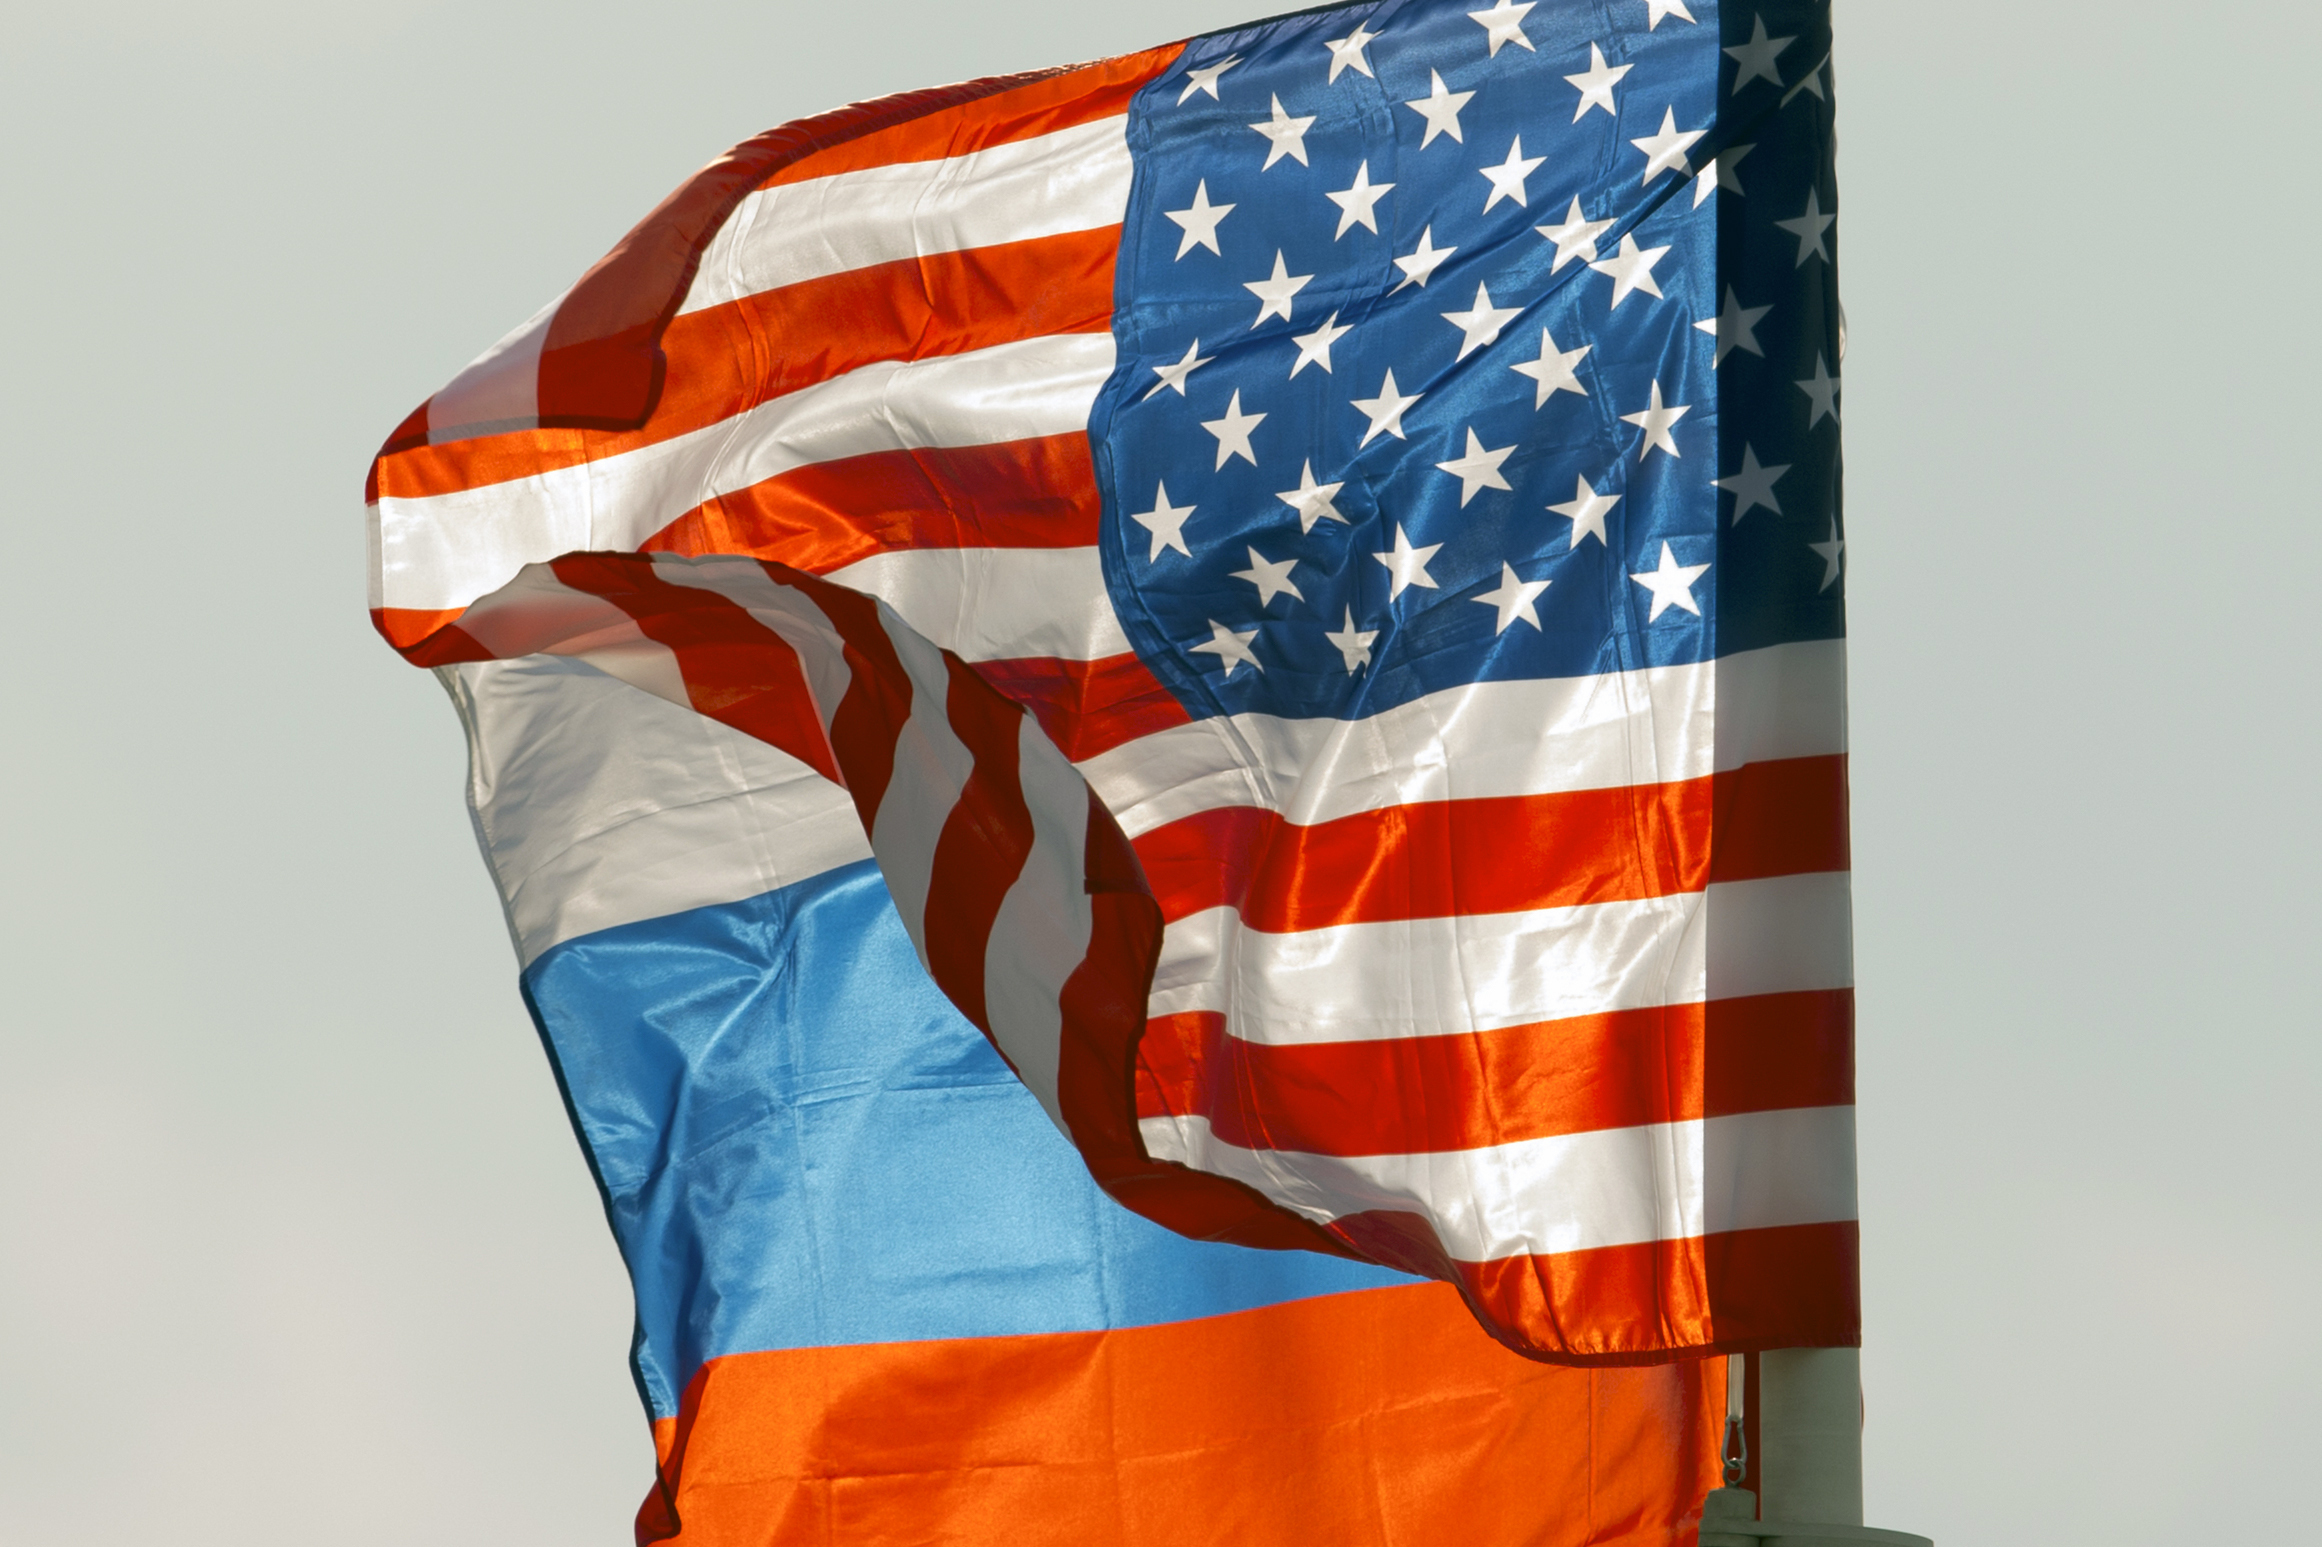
370, 0, 1852, 1537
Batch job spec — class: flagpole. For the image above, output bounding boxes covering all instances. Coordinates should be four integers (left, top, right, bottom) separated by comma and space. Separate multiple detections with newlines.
1698, 1348, 1931, 1547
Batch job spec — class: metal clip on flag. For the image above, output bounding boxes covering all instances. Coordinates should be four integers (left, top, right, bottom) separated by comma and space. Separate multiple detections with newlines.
370, 0, 1926, 1540
1704, 1349, 1932, 1545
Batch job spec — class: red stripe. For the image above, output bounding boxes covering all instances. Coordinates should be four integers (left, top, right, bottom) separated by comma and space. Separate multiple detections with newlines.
643, 435, 1103, 574
1132, 755, 1849, 930
374, 606, 478, 655
969, 652, 1192, 762
1329, 1215, 1860, 1364
1711, 749, 1852, 884
919, 658, 1040, 1038
1052, 790, 1343, 1255
792, 577, 911, 833
1133, 990, 1854, 1156
375, 233, 1117, 503
544, 556, 843, 785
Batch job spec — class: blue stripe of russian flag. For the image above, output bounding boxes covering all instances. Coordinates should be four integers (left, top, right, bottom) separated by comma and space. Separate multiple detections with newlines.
524, 857, 1412, 1418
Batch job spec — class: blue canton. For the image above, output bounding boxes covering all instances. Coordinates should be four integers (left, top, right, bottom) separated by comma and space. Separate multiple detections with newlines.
1090, 0, 1841, 723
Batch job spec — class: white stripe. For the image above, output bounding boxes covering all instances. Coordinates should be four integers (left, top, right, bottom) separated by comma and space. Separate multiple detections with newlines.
1079, 640, 1848, 836
867, 605, 978, 962
679, 118, 1133, 314
823, 547, 1128, 663
982, 713, 1094, 1134
374, 332, 1114, 614
425, 289, 563, 441
1138, 1106, 1859, 1261
444, 654, 867, 966
1148, 872, 1854, 1042
1703, 872, 1857, 1003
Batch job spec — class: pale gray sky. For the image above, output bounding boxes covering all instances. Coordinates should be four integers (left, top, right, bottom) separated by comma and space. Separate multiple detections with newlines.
2, 2, 2314, 1543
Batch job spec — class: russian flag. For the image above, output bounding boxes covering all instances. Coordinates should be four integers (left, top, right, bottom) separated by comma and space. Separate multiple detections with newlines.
451, 649, 1722, 1542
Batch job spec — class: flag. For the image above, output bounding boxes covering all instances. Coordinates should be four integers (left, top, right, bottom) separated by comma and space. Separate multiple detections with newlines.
442, 638, 1726, 1541
371, 0, 1851, 1528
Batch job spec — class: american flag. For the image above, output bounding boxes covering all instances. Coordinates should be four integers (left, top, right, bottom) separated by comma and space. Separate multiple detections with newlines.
370, 0, 1856, 1363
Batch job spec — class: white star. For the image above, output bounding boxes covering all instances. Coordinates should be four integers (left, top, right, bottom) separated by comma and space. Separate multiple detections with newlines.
1473, 562, 1550, 633
1775, 188, 1836, 265
1808, 522, 1845, 592
1202, 389, 1265, 468
1373, 524, 1443, 600
1404, 70, 1475, 147
1630, 107, 1706, 185
1716, 443, 1790, 522
1276, 460, 1348, 531
1232, 546, 1305, 607
1715, 144, 1757, 194
1391, 226, 1458, 291
1289, 311, 1353, 377
1350, 368, 1423, 446
1478, 135, 1547, 212
1129, 482, 1195, 560
1784, 57, 1830, 104
1692, 141, 1755, 207
1436, 428, 1517, 506
1564, 44, 1631, 121
1630, 541, 1709, 621
1536, 198, 1614, 271
1694, 287, 1769, 365
1589, 232, 1671, 308
1327, 161, 1395, 237
1796, 352, 1840, 427
1511, 326, 1591, 408
1243, 250, 1314, 328
1468, 0, 1536, 57
1548, 474, 1620, 548
1725, 15, 1796, 90
1179, 55, 1241, 104
1144, 338, 1214, 399
1323, 24, 1378, 82
1324, 607, 1378, 673
1644, 0, 1696, 29
1619, 380, 1690, 460
1440, 282, 1522, 361
1249, 93, 1317, 170
1191, 619, 1262, 677
1164, 180, 1235, 258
